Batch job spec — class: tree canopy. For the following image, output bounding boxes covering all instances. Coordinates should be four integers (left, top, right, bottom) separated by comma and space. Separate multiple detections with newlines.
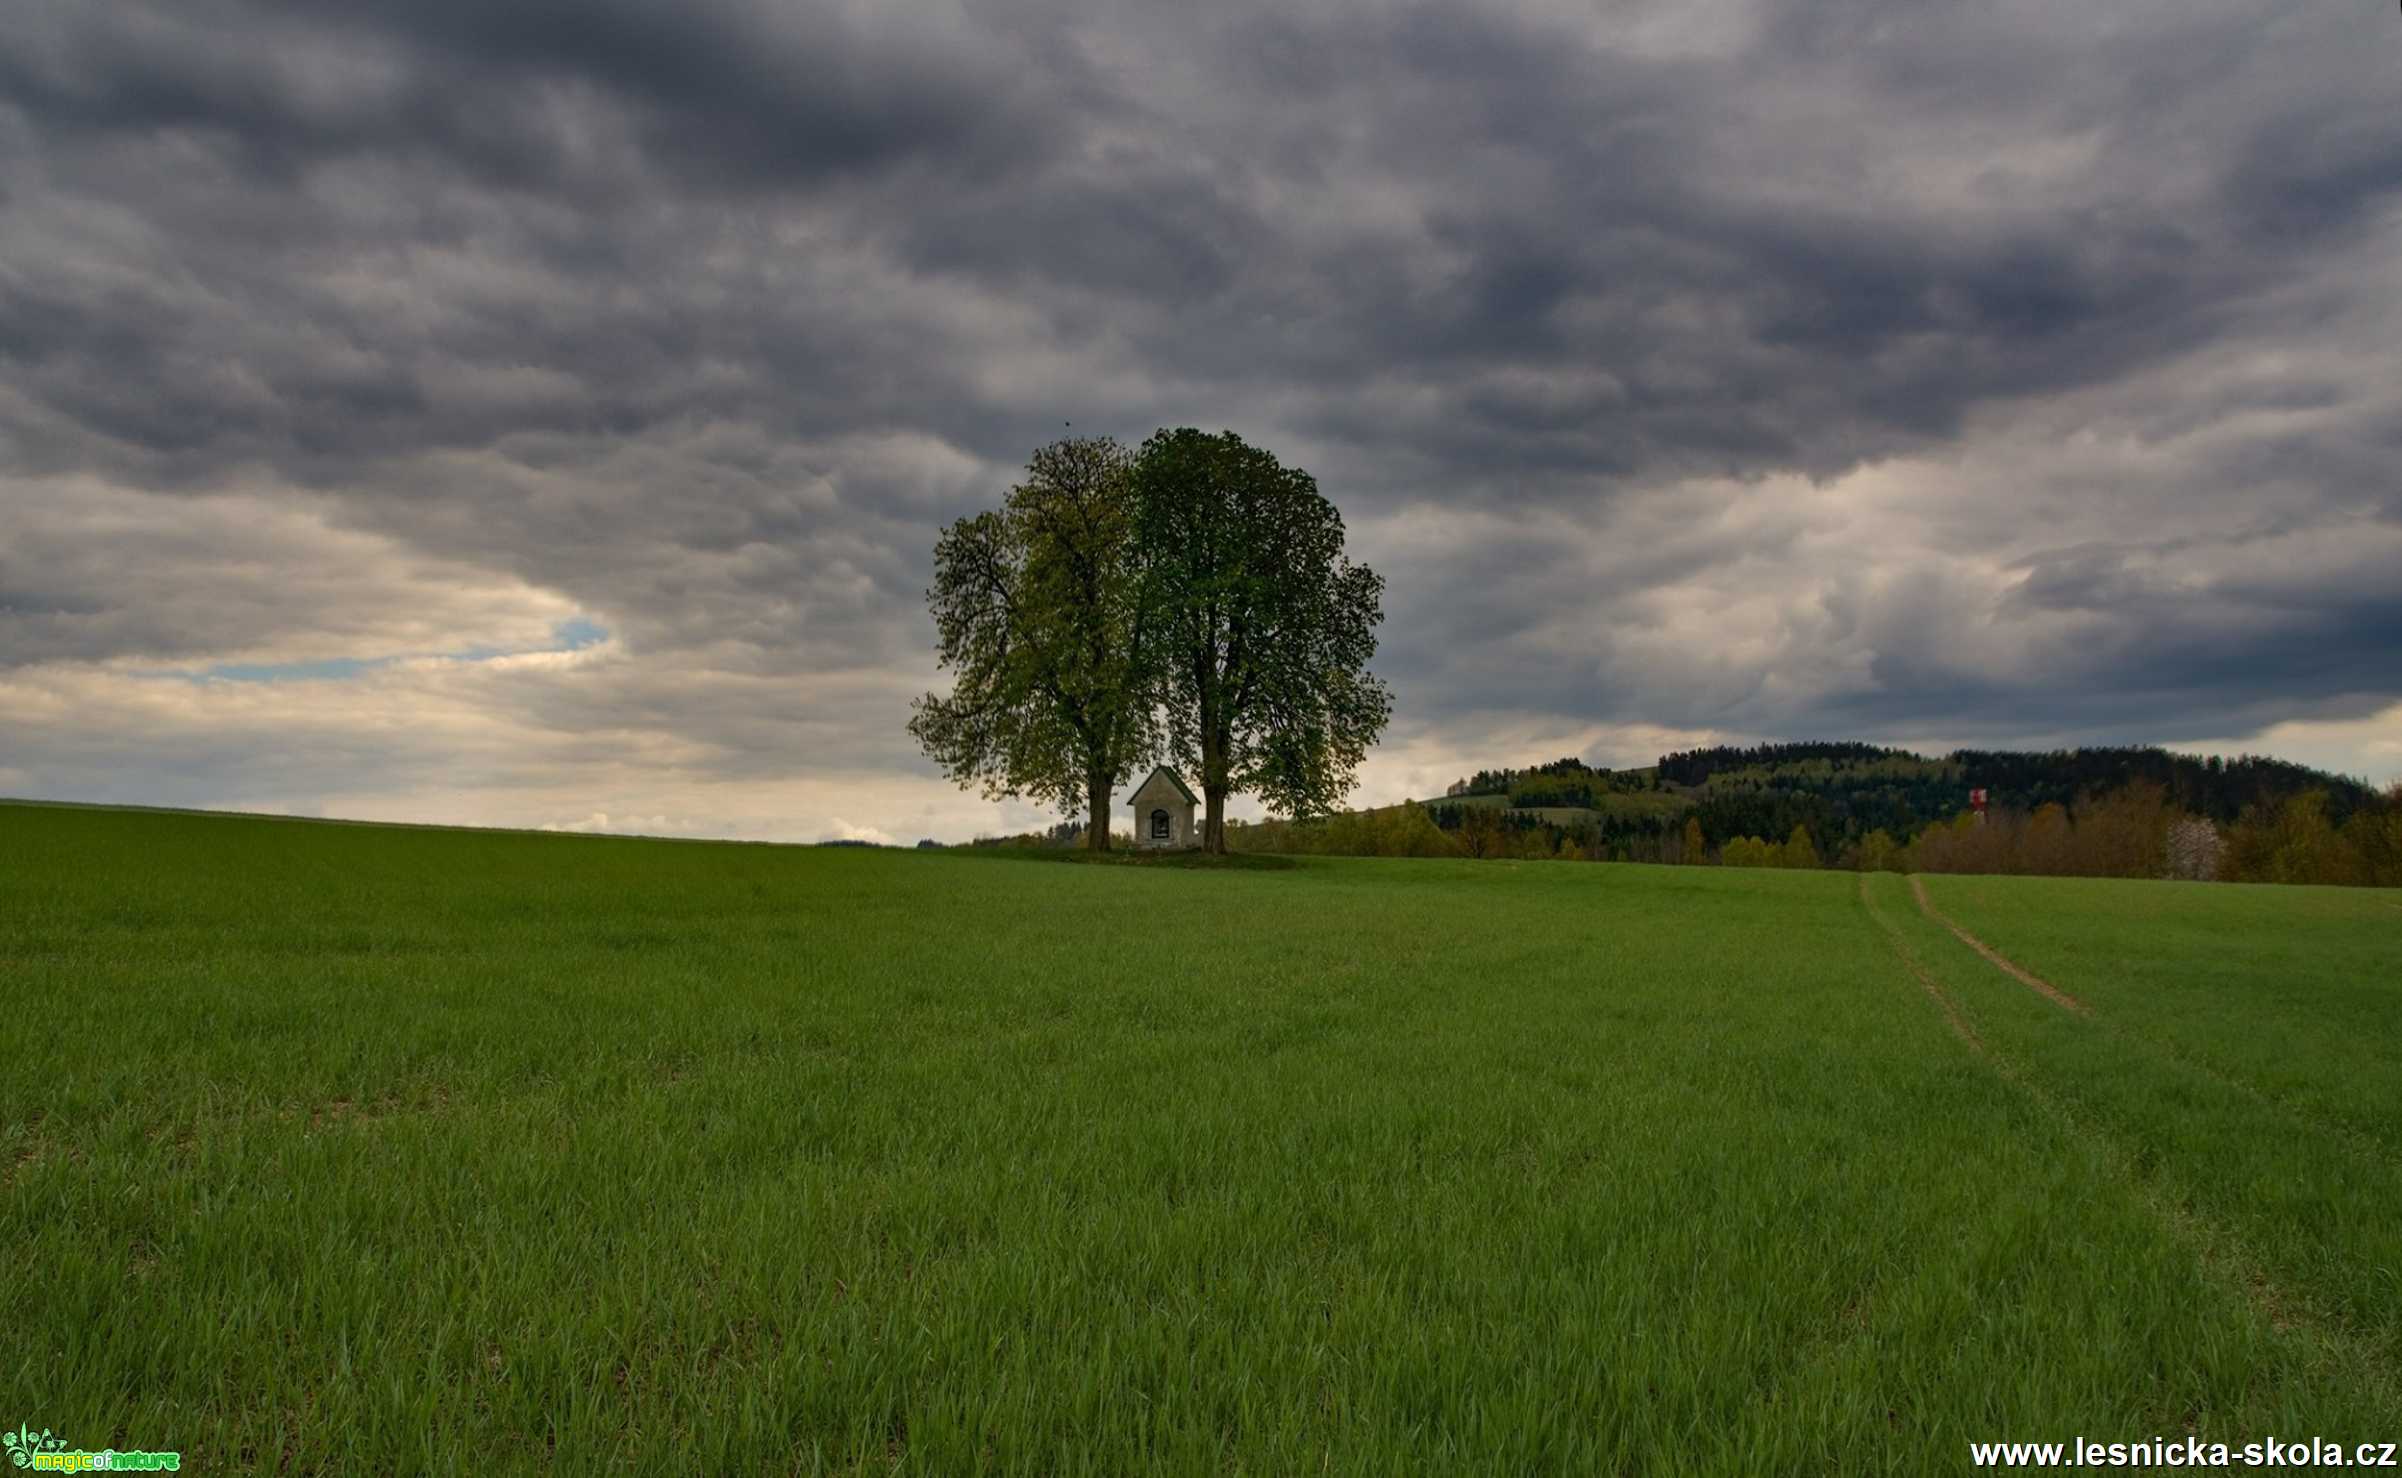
908, 436, 1154, 849
1131, 428, 1391, 851
912, 428, 1391, 853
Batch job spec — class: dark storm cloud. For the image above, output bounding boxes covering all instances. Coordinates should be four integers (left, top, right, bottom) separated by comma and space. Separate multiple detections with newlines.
1, 0, 1062, 192
3, 0, 2399, 815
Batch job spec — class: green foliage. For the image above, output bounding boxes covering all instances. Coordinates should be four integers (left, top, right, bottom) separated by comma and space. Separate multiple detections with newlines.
1666, 742, 2375, 834
1300, 768, 2397, 887
1432, 790, 1688, 824
6, 802, 2401, 1469
1902, 783, 2189, 880
2339, 787, 2402, 886
1234, 802, 1461, 859
1719, 835, 1776, 869
1712, 829, 1820, 869
2219, 788, 2402, 889
1853, 828, 1903, 873
1424, 742, 2393, 887
1653, 742, 2377, 872
1448, 758, 1656, 801
1132, 429, 1392, 848
2223, 790, 2366, 886
1419, 792, 1692, 865
1658, 741, 1913, 786
909, 437, 1154, 846
1947, 746, 2378, 826
1507, 778, 1595, 808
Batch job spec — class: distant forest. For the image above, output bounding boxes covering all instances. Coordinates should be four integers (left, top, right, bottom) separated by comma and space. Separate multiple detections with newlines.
1233, 742, 2400, 887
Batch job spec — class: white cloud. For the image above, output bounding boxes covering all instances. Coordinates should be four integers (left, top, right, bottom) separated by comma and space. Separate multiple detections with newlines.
2165, 704, 2402, 790
818, 818, 900, 847
538, 812, 700, 836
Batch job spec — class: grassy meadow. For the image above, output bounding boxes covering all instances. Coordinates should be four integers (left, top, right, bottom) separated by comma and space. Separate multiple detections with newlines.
3, 801, 2399, 1473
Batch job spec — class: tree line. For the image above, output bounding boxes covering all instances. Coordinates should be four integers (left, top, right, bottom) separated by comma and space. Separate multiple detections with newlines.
910, 431, 1391, 853
1229, 780, 2402, 887
1945, 747, 2379, 827
1241, 801, 1693, 863
1656, 742, 1905, 787
1659, 741, 2378, 830
1846, 783, 2402, 885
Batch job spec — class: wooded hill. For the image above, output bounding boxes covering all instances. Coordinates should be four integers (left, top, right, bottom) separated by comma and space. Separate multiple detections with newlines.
1432, 743, 2376, 844
1222, 741, 2398, 884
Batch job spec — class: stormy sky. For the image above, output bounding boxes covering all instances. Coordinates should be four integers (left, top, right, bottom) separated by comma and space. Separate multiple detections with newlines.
4, 0, 2398, 842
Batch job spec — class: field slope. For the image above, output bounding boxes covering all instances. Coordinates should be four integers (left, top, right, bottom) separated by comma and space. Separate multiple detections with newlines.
3, 803, 2398, 1473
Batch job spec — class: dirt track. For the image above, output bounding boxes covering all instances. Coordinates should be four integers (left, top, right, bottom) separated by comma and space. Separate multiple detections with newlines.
1908, 876, 2088, 1013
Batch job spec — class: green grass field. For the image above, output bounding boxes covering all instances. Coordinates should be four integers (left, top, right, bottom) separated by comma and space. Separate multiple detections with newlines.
4, 802, 2399, 1473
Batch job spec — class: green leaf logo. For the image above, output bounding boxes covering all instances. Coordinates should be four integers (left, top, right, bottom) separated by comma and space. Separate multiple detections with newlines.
3, 1426, 65, 1467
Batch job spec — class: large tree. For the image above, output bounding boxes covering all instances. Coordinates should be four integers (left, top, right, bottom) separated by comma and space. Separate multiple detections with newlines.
1132, 428, 1391, 852
908, 437, 1154, 849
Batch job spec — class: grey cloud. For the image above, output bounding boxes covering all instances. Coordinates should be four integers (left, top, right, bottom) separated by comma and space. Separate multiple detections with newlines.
3, 0, 1064, 194
2, 0, 2399, 819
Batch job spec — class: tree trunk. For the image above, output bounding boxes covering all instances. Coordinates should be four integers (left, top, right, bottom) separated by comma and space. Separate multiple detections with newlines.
1086, 769, 1111, 850
1199, 728, 1230, 854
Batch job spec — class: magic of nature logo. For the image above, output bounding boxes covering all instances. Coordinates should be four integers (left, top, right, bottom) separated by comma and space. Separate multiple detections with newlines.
4, 1425, 181, 1471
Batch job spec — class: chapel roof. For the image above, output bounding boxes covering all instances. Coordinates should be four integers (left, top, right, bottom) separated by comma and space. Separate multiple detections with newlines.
1132, 766, 1197, 805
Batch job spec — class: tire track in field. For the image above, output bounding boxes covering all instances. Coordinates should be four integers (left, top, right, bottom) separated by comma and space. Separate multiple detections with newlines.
1858, 876, 1982, 1053
1858, 876, 2402, 1388
1908, 876, 2087, 1013
1903, 902, 2392, 1179
1956, 1034, 2397, 1384
1907, 876, 2402, 1168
